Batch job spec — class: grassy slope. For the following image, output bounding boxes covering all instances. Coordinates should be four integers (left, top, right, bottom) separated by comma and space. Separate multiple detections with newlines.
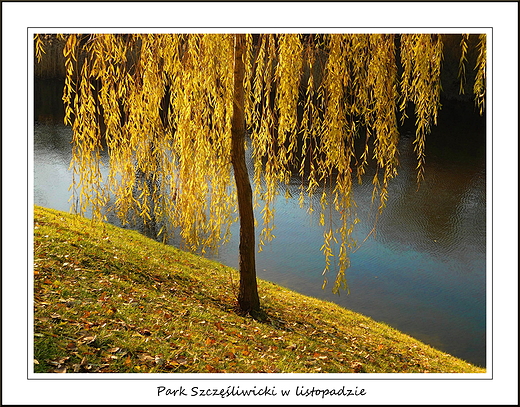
33, 205, 485, 373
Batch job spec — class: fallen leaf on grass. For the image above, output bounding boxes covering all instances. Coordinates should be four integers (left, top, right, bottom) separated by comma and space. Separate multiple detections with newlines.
163, 356, 188, 370
223, 351, 236, 360
66, 342, 77, 351
205, 364, 222, 373
155, 356, 165, 366
351, 361, 363, 373
48, 356, 70, 366
175, 356, 188, 365
78, 334, 97, 345
137, 353, 156, 365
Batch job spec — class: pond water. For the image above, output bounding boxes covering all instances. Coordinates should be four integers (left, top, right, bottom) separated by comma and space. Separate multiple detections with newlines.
33, 79, 487, 367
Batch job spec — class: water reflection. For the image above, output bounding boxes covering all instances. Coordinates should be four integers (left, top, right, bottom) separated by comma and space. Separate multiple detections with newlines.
33, 79, 487, 367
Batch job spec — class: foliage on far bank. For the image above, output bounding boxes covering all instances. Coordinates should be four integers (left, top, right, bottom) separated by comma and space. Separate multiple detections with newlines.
33, 206, 485, 374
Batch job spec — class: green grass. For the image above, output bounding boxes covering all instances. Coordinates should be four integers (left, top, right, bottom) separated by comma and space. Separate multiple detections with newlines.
33, 205, 485, 374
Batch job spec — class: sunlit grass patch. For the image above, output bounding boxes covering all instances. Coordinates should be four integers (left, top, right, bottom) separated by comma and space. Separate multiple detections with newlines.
33, 205, 485, 374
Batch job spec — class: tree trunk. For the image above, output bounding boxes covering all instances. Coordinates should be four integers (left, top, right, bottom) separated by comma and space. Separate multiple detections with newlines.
231, 34, 260, 313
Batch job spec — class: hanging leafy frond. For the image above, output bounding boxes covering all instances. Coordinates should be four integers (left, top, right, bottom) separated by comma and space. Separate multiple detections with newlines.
399, 34, 443, 184
474, 34, 486, 115
458, 33, 470, 95
34, 34, 46, 63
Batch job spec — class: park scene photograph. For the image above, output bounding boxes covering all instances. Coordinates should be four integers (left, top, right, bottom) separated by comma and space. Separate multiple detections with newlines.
32, 32, 488, 376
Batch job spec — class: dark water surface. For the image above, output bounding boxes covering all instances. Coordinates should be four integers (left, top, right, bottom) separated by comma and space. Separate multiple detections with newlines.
33, 79, 487, 367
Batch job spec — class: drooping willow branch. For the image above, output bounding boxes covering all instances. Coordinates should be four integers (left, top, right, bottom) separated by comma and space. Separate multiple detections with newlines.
35, 33, 486, 294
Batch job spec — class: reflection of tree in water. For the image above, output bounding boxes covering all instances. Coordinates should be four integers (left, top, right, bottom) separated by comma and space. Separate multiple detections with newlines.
134, 166, 159, 239
131, 136, 178, 243
34, 80, 170, 241
34, 79, 66, 124
375, 101, 486, 258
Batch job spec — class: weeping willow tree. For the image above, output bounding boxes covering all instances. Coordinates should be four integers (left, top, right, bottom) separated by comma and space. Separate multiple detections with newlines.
35, 33, 486, 313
